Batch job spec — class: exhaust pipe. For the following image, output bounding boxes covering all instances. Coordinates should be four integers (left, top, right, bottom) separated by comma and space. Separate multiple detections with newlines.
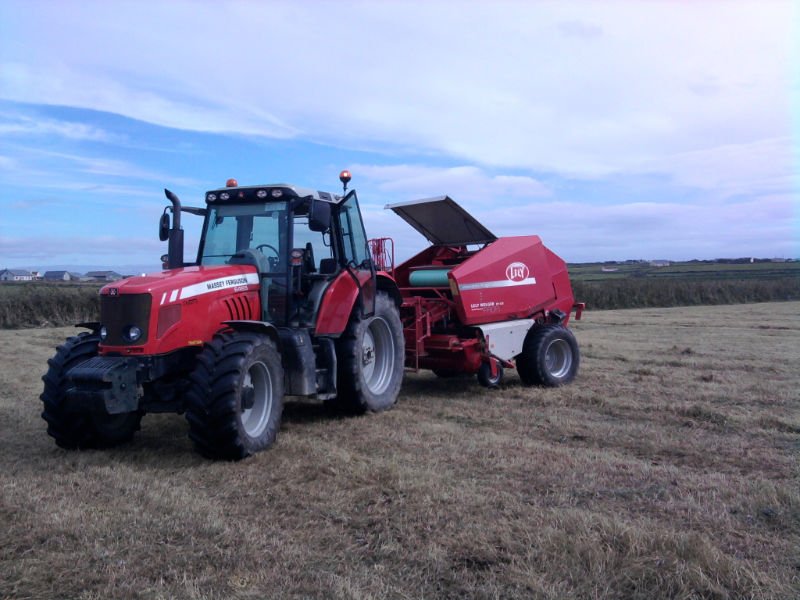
164, 189, 184, 269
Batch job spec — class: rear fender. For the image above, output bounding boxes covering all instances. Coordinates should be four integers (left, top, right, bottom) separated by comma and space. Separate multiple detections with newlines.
313, 271, 361, 336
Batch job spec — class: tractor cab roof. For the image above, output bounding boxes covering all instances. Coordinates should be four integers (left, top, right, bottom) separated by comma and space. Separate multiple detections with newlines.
204, 184, 343, 205
386, 196, 497, 246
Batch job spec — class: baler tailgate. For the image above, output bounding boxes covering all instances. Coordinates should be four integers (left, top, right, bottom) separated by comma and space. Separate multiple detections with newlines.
386, 196, 497, 246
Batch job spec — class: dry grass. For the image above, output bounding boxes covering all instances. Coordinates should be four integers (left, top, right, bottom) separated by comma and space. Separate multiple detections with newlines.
1, 302, 798, 599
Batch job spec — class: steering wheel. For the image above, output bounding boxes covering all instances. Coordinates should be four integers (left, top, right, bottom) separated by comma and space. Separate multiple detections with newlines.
255, 244, 279, 258
255, 244, 280, 270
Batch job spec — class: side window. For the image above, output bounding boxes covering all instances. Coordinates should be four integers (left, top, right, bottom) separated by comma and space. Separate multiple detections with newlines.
293, 216, 332, 271
338, 192, 370, 266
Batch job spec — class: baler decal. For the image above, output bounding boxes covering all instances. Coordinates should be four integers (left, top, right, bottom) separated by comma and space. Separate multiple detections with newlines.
459, 277, 537, 291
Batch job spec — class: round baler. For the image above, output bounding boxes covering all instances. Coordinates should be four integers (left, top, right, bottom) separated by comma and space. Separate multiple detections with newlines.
379, 195, 584, 388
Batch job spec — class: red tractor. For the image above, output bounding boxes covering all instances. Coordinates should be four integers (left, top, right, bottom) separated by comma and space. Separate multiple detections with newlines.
41, 171, 405, 459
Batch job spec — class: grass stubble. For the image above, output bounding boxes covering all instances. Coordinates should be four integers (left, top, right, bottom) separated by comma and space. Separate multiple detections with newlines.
0, 302, 797, 599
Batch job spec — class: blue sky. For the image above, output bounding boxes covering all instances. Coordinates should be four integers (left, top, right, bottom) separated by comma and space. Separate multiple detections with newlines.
1, 0, 797, 272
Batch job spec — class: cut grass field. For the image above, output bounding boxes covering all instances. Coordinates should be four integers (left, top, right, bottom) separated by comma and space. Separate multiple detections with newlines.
1, 302, 798, 599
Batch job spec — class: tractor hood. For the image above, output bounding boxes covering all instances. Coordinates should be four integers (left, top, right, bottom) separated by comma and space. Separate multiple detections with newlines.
386, 196, 497, 246
99, 265, 260, 301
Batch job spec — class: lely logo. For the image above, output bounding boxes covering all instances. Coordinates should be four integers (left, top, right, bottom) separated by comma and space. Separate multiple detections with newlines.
505, 262, 529, 282
109, 288, 119, 296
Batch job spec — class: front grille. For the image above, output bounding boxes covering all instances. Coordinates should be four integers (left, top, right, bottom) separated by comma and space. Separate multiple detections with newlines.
100, 293, 152, 346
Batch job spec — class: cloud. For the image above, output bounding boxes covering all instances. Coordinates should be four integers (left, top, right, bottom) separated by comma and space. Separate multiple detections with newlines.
0, 146, 200, 192
0, 1, 793, 192
557, 19, 604, 39
353, 164, 550, 205
0, 155, 17, 170
0, 112, 116, 142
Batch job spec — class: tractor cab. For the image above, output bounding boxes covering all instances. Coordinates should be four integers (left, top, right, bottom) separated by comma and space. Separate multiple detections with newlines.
162, 171, 376, 329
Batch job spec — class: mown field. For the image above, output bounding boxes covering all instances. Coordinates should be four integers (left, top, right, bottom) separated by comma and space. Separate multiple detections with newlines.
1, 302, 798, 599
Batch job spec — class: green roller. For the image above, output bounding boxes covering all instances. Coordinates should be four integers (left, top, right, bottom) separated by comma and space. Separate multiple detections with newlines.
409, 268, 452, 287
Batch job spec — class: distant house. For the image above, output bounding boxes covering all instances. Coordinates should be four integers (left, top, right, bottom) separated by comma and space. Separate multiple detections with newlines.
85, 270, 123, 282
0, 269, 33, 282
601, 266, 619, 273
43, 270, 82, 282
649, 260, 672, 267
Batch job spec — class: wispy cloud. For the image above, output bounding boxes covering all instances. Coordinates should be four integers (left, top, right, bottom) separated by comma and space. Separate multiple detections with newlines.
354, 164, 550, 205
0, 112, 117, 142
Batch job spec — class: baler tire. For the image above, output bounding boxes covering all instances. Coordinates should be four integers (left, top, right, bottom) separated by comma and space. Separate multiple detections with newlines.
41, 332, 142, 449
477, 362, 504, 388
332, 291, 404, 414
185, 332, 284, 460
517, 324, 580, 387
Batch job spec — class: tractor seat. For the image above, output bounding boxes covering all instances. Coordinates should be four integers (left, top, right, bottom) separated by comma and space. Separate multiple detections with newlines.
319, 258, 338, 275
228, 248, 270, 275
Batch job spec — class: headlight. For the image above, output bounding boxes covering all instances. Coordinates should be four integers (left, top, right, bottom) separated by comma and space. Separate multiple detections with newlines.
124, 325, 142, 342
99, 326, 108, 341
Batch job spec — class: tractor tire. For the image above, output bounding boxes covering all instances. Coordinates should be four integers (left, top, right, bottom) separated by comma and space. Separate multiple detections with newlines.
41, 332, 142, 449
333, 291, 404, 414
185, 332, 284, 460
516, 324, 580, 387
477, 361, 504, 388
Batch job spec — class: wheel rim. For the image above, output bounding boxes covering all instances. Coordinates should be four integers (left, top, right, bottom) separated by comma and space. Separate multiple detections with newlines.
241, 360, 272, 437
544, 338, 573, 379
361, 316, 395, 395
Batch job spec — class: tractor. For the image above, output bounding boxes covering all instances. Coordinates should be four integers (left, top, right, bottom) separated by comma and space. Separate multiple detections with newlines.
41, 171, 405, 459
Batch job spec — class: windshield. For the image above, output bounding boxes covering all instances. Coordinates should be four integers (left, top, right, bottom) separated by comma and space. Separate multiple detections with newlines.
200, 202, 288, 267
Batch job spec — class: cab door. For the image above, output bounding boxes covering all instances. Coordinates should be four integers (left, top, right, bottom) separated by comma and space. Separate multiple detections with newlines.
336, 191, 375, 316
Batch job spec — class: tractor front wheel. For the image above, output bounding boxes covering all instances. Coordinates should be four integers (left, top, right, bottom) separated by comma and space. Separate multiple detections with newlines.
333, 291, 404, 413
185, 332, 284, 460
516, 324, 580, 387
41, 332, 142, 449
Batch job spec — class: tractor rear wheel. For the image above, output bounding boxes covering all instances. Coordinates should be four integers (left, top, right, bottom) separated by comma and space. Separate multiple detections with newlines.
517, 325, 580, 387
185, 332, 284, 460
41, 332, 142, 449
333, 291, 404, 414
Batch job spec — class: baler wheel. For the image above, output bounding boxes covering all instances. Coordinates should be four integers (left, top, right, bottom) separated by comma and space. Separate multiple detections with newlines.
477, 361, 504, 388
41, 332, 142, 449
185, 332, 284, 460
332, 291, 404, 414
517, 325, 580, 387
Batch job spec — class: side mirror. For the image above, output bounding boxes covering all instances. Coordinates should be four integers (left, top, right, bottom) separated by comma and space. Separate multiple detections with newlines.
159, 212, 170, 241
309, 199, 331, 232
